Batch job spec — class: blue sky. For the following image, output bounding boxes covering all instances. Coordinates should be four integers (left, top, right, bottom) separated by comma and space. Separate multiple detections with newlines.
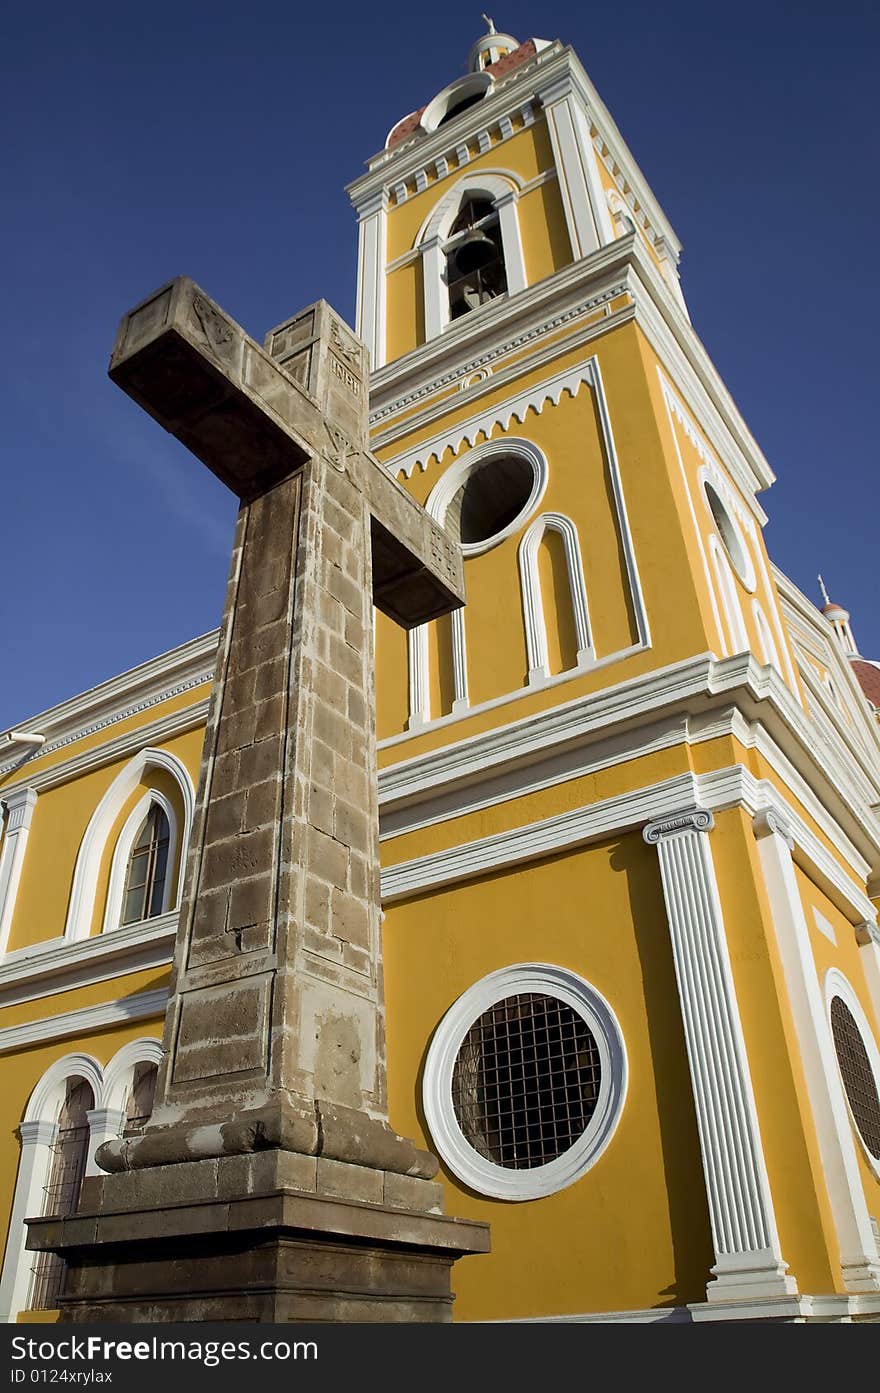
2, 0, 878, 729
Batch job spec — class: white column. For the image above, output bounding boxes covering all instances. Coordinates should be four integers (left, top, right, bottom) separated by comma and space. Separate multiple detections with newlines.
450, 608, 470, 715
354, 188, 388, 369
643, 807, 797, 1304
85, 1108, 126, 1177
495, 192, 527, 295
753, 810, 880, 1292
406, 626, 430, 731
421, 236, 448, 342
0, 1119, 56, 1322
0, 787, 38, 956
536, 76, 612, 261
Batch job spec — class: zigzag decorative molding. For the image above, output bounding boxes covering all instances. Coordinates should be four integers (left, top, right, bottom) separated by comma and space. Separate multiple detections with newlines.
387, 361, 596, 478
370, 283, 626, 427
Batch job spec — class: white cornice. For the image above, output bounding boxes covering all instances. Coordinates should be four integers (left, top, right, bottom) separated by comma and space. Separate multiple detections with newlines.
0, 912, 178, 1008
0, 699, 210, 799
0, 988, 167, 1056
348, 44, 562, 197
347, 45, 681, 260
369, 237, 775, 503
0, 631, 217, 782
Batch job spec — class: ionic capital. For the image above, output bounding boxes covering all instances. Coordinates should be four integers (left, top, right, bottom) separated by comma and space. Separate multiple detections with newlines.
752, 807, 794, 850
643, 807, 714, 845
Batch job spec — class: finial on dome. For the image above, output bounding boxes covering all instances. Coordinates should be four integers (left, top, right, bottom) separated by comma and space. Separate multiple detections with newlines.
817, 575, 859, 655
468, 18, 519, 71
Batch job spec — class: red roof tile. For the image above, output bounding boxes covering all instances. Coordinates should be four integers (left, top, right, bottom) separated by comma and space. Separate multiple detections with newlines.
386, 40, 538, 149
851, 659, 880, 708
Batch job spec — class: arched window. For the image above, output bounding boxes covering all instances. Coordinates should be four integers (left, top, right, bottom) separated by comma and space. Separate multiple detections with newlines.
416, 173, 527, 341
445, 196, 507, 321
519, 513, 592, 685
120, 804, 170, 927
64, 748, 194, 943
28, 1076, 94, 1311
123, 1061, 159, 1135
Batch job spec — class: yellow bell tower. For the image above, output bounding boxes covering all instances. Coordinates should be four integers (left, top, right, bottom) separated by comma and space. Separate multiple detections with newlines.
344, 21, 880, 1322
1, 20, 879, 1329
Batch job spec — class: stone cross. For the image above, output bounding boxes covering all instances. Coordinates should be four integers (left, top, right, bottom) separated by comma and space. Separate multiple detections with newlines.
101, 278, 464, 1177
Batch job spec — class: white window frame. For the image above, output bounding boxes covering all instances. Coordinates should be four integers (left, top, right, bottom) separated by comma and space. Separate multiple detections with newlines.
63, 747, 194, 944
518, 511, 593, 684
102, 790, 177, 934
699, 468, 756, 593
423, 963, 627, 1201
824, 968, 880, 1183
406, 439, 547, 729
416, 172, 527, 341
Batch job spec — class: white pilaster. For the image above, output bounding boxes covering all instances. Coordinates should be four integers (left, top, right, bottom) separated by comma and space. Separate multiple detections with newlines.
84, 1107, 126, 1177
753, 810, 880, 1292
406, 626, 430, 731
450, 609, 470, 715
354, 187, 389, 370
0, 787, 38, 956
421, 235, 449, 341
537, 75, 612, 261
0, 1119, 56, 1322
643, 807, 797, 1303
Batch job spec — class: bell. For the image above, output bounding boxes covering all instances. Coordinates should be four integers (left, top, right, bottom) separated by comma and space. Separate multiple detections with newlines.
453, 227, 497, 276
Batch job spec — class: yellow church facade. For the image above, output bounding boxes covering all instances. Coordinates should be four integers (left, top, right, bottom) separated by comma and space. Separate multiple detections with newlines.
2, 24, 880, 1323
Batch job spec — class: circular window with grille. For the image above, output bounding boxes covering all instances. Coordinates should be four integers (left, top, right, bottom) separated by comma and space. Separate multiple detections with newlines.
825, 970, 880, 1180
423, 964, 627, 1200
428, 438, 548, 557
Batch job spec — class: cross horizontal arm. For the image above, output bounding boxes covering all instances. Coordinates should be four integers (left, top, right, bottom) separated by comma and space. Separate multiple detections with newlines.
109, 277, 464, 627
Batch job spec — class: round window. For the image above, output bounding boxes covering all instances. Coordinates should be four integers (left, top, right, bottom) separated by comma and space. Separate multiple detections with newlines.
703, 479, 753, 588
430, 439, 548, 556
423, 964, 627, 1200
830, 995, 880, 1162
447, 454, 534, 547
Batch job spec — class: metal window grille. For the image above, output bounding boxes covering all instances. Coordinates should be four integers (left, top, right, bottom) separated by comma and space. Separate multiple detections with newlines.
123, 1062, 158, 1135
830, 996, 880, 1160
30, 1079, 93, 1311
451, 993, 601, 1169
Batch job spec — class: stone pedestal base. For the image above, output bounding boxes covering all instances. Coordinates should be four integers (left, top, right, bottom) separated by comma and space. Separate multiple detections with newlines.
25, 1153, 489, 1323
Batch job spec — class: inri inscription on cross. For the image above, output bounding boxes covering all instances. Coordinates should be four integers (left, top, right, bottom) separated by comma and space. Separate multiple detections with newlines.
102, 277, 463, 1176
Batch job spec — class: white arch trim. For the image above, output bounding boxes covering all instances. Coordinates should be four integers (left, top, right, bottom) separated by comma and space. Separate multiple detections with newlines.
102, 1037, 164, 1114
752, 600, 782, 673
101, 789, 178, 935
63, 748, 195, 944
415, 169, 524, 246
418, 71, 494, 137
709, 536, 749, 657
0, 1043, 163, 1320
22, 1052, 104, 1127
519, 512, 593, 685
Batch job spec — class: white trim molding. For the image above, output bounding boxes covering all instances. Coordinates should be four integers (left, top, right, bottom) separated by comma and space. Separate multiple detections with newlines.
0, 989, 167, 1056
101, 788, 178, 935
0, 1039, 163, 1321
354, 187, 389, 370
423, 963, 627, 1200
0, 788, 38, 955
62, 747, 194, 945
752, 810, 880, 1293
643, 807, 798, 1304
519, 512, 592, 683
